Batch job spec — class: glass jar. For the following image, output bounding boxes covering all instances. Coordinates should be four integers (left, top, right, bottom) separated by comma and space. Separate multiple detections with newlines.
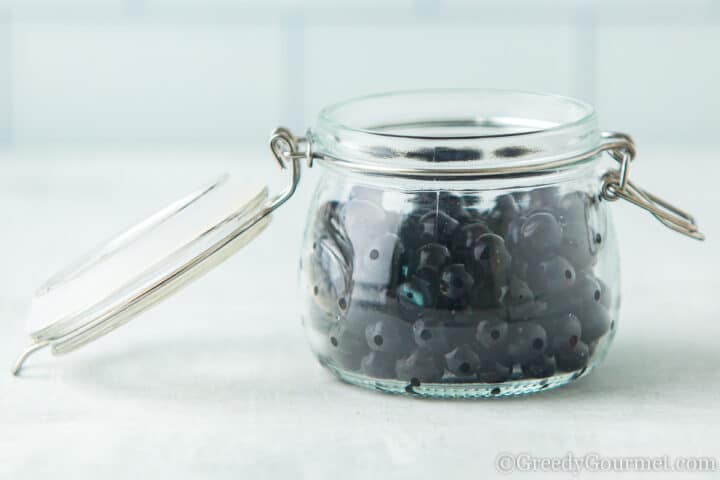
297, 90, 702, 398
12, 90, 704, 399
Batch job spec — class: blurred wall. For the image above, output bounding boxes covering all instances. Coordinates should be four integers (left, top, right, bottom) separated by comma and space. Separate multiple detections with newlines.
0, 0, 719, 149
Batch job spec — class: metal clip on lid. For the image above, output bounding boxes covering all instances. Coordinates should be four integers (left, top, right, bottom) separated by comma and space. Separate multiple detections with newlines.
599, 132, 704, 241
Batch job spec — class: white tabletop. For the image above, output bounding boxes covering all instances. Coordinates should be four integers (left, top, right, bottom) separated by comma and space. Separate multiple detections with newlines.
1, 146, 718, 479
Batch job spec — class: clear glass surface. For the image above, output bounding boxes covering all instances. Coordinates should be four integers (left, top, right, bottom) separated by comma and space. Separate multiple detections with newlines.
300, 90, 619, 398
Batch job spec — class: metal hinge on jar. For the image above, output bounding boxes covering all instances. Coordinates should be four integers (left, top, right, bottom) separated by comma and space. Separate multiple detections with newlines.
599, 132, 704, 241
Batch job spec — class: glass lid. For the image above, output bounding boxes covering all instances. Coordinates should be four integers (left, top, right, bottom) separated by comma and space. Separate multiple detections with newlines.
12, 174, 272, 374
11, 127, 305, 375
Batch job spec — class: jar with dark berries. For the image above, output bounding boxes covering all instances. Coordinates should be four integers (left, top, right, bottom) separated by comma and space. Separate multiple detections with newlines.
10, 90, 702, 390
297, 90, 703, 398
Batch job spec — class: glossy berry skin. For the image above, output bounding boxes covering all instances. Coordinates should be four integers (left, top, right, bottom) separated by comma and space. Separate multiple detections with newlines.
527, 255, 576, 298
476, 359, 513, 383
398, 212, 426, 250
572, 273, 604, 308
505, 321, 548, 364
505, 276, 534, 306
417, 210, 460, 245
471, 233, 512, 285
445, 345, 481, 377
505, 276, 545, 322
561, 221, 595, 270
397, 276, 436, 321
361, 351, 399, 379
412, 319, 453, 354
580, 302, 611, 343
439, 263, 475, 306
452, 222, 491, 262
518, 212, 563, 259
415, 243, 451, 273
487, 194, 520, 233
539, 313, 582, 355
365, 319, 413, 354
328, 322, 368, 370
395, 349, 445, 383
470, 234, 512, 308
504, 215, 526, 254
522, 355, 557, 378
555, 340, 590, 372
476, 317, 510, 352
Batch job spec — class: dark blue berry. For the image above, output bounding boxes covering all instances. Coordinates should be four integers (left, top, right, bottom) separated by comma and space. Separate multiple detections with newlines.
505, 276, 534, 306
505, 321, 548, 364
596, 277, 613, 308
539, 312, 582, 354
522, 355, 557, 378
361, 351, 399, 378
580, 302, 611, 343
328, 322, 368, 370
476, 359, 512, 383
412, 319, 453, 354
571, 273, 603, 308
527, 255, 576, 298
365, 319, 413, 354
505, 215, 527, 254
439, 263, 475, 305
398, 211, 426, 250
561, 221, 595, 269
505, 276, 546, 321
417, 210, 460, 245
472, 233, 511, 283
507, 300, 548, 323
395, 349, 445, 383
471, 234, 511, 308
415, 243, 451, 273
518, 212, 562, 259
487, 194, 520, 230
452, 222, 491, 262
397, 276, 435, 321
555, 340, 590, 372
445, 345, 481, 377
476, 316, 510, 351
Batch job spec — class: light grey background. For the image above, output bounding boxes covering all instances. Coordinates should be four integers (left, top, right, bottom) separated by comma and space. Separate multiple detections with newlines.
1, 0, 720, 148
1, 1, 719, 479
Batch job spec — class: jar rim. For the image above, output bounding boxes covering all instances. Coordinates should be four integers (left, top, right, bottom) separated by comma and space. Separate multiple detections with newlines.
318, 88, 596, 140
310, 89, 606, 179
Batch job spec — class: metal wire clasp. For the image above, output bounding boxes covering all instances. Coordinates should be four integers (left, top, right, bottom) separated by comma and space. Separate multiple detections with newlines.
599, 132, 704, 241
263, 127, 310, 216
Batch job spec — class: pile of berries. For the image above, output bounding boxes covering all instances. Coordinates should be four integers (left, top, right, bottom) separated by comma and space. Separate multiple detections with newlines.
304, 185, 615, 387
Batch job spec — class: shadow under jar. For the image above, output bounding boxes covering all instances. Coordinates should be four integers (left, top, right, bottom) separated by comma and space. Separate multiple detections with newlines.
298, 90, 702, 398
